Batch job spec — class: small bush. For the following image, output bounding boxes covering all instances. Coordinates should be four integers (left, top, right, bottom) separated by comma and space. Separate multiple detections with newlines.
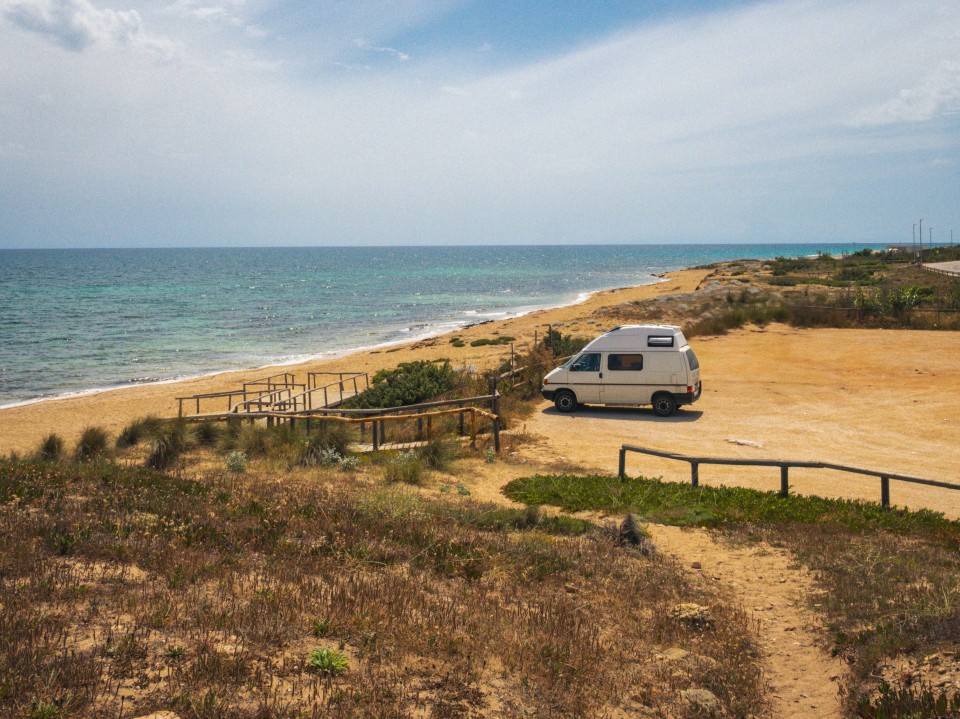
384, 451, 425, 485
74, 426, 109, 462
225, 451, 247, 474
856, 681, 960, 718
35, 433, 65, 462
239, 425, 272, 458
307, 648, 348, 675
338, 455, 360, 472
145, 422, 188, 471
193, 421, 220, 447
296, 425, 353, 468
418, 435, 459, 471
343, 360, 466, 409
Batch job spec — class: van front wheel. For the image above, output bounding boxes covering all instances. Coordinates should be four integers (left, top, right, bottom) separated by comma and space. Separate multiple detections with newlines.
652, 393, 677, 417
554, 391, 577, 413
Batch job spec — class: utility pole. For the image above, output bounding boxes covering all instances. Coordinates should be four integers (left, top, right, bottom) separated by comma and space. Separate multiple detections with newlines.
913, 223, 917, 257
919, 219, 923, 264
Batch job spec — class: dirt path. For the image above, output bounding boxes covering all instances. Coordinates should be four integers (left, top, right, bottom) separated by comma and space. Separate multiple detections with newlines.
646, 524, 845, 719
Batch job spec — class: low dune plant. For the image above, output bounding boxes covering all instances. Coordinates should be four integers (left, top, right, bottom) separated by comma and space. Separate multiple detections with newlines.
418, 435, 459, 471
225, 451, 247, 474
74, 426, 109, 462
295, 424, 354, 468
192, 421, 220, 447
384, 451, 425, 485
238, 424, 272, 458
306, 648, 348, 676
34, 433, 64, 463
145, 422, 188, 471
115, 416, 162, 449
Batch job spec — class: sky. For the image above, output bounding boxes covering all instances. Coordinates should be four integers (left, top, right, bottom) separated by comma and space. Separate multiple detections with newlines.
0, 0, 958, 248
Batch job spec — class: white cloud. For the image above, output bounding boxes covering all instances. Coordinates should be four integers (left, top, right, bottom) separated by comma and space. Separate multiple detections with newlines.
2, 0, 178, 55
850, 61, 960, 126
354, 36, 409, 62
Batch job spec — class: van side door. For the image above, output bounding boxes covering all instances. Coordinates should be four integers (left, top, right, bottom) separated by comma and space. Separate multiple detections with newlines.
567, 352, 602, 404
602, 352, 646, 405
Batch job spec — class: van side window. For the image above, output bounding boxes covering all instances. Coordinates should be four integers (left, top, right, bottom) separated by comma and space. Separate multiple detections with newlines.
647, 335, 674, 347
570, 353, 600, 372
608, 353, 643, 371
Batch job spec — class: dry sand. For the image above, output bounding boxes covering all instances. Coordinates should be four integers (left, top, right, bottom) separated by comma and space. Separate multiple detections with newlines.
2, 265, 958, 518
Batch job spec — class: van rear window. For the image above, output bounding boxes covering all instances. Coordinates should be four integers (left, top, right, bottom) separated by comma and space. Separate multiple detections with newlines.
608, 353, 643, 371
647, 335, 674, 347
684, 348, 700, 370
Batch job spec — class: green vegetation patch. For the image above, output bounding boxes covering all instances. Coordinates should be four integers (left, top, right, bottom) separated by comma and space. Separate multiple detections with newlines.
502, 473, 960, 541
341, 359, 468, 409
469, 335, 516, 347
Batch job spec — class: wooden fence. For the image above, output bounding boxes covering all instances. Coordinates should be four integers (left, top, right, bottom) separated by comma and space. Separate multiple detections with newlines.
617, 444, 960, 509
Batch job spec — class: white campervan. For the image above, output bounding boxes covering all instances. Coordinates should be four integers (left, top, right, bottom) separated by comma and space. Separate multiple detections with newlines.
541, 325, 701, 416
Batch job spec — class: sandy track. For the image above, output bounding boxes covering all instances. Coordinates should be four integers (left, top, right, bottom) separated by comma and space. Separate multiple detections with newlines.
647, 525, 844, 718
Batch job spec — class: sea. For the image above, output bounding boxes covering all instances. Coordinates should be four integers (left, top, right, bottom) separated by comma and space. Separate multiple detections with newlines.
0, 243, 883, 408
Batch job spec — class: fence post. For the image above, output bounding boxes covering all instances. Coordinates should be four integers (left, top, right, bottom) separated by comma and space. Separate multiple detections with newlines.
372, 421, 379, 451
881, 476, 890, 509
780, 465, 789, 497
618, 448, 626, 479
691, 461, 699, 488
492, 390, 501, 453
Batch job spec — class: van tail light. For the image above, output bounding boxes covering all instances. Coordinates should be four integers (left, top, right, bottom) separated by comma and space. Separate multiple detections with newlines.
687, 385, 692, 393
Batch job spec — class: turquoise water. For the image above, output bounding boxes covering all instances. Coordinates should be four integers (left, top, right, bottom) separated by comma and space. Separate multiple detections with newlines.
0, 244, 881, 407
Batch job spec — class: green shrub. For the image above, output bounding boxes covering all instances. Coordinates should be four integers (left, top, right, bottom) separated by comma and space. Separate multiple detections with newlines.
343, 360, 465, 409
307, 648, 348, 675
74, 426, 109, 462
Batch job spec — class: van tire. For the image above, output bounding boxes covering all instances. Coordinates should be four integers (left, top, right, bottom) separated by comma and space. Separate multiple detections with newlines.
652, 393, 677, 417
554, 391, 577, 413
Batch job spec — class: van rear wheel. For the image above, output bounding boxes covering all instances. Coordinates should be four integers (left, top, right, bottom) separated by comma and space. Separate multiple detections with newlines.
554, 391, 577, 413
652, 393, 677, 417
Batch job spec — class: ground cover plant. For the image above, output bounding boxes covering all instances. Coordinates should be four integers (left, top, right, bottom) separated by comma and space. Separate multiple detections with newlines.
0, 458, 768, 718
504, 472, 960, 715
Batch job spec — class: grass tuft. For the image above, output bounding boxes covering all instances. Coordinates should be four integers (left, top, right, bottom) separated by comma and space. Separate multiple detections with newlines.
34, 433, 65, 463
73, 426, 109, 462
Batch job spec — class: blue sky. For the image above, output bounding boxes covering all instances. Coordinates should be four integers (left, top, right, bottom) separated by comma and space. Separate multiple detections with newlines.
1, 0, 958, 248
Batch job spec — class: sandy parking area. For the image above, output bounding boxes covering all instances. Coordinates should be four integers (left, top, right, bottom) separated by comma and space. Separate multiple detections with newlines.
518, 324, 960, 517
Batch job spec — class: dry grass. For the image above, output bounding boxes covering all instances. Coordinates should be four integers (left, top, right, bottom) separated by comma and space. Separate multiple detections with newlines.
0, 456, 768, 718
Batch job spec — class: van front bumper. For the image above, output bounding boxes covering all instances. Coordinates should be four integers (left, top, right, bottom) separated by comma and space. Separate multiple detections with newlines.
541, 388, 556, 401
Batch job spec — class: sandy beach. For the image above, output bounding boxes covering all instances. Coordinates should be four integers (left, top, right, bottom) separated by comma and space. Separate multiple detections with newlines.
2, 265, 958, 517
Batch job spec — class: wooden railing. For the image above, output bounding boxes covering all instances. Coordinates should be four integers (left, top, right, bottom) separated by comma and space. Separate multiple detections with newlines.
618, 444, 960, 509
279, 373, 369, 411
174, 391, 502, 453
